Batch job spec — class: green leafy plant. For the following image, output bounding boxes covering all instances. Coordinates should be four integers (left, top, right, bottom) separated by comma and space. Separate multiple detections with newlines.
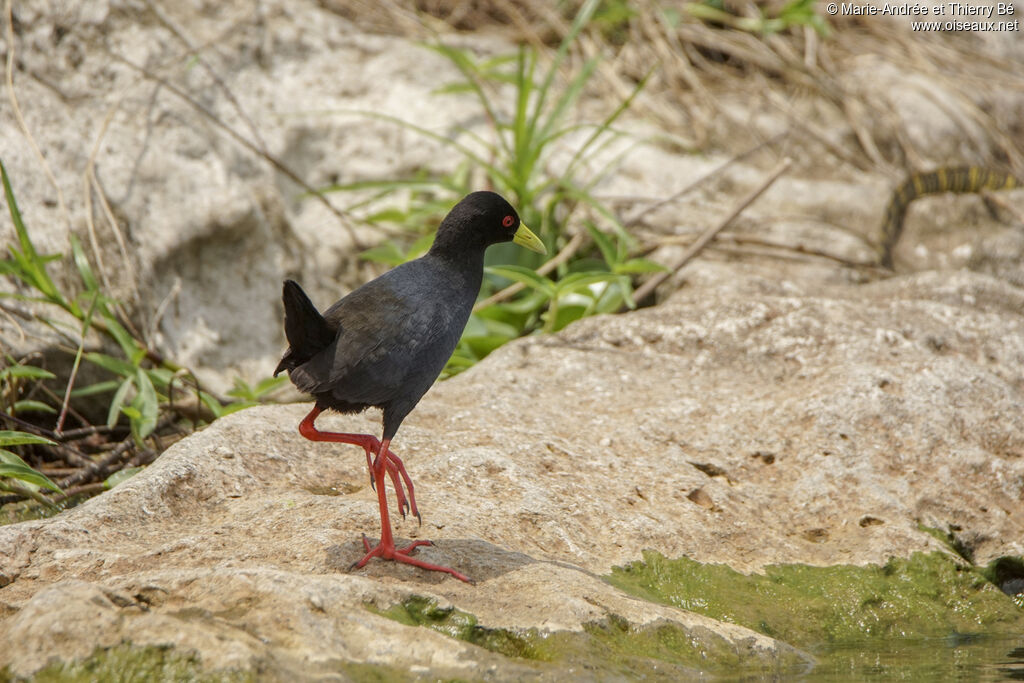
687, 0, 830, 36
0, 430, 63, 509
224, 375, 290, 413
322, 0, 662, 375
0, 361, 58, 415
1, 159, 283, 513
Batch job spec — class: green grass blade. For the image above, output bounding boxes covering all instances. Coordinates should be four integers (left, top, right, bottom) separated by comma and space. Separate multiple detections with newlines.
536, 56, 599, 147
562, 66, 653, 181
0, 364, 57, 381
529, 0, 601, 133
12, 400, 57, 414
512, 47, 537, 190
426, 43, 514, 160
103, 464, 144, 491
70, 234, 100, 292
70, 379, 121, 397
132, 368, 159, 441
104, 466, 144, 489
0, 462, 63, 493
198, 391, 225, 420
614, 258, 667, 275
0, 158, 66, 308
0, 449, 63, 494
554, 272, 623, 296
586, 223, 618, 268
485, 265, 556, 296
86, 352, 136, 377
0, 431, 57, 447
337, 109, 514, 190
107, 377, 134, 428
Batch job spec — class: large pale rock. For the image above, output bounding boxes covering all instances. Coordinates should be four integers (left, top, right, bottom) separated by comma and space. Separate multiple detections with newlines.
0, 1, 480, 386
2, 266, 1022, 677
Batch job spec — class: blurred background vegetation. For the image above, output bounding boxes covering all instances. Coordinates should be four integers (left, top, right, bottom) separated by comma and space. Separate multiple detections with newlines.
3, 0, 1021, 520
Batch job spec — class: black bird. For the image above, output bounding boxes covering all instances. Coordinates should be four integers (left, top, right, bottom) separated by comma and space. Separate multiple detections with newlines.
275, 191, 546, 582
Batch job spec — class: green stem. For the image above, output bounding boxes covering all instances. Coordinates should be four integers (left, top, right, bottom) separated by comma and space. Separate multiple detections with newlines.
0, 479, 60, 510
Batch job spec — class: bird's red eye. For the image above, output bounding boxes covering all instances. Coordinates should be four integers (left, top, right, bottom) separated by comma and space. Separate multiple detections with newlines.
502, 215, 515, 228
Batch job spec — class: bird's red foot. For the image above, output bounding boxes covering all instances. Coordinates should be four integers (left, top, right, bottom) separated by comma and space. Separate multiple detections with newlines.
350, 534, 473, 583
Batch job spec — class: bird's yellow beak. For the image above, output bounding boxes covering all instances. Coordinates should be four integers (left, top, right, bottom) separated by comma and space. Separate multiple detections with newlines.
512, 223, 546, 254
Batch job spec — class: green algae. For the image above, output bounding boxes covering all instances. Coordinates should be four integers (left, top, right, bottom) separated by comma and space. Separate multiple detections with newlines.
0, 644, 443, 683
1, 644, 253, 683
605, 551, 1024, 649
368, 596, 811, 678
368, 596, 557, 661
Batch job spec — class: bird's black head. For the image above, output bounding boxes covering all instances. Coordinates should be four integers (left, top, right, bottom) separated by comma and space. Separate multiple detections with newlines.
429, 191, 546, 257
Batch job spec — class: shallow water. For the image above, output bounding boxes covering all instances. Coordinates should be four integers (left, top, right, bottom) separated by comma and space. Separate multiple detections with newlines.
810, 634, 1024, 681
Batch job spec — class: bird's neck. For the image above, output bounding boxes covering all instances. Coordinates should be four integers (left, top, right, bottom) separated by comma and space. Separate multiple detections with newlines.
423, 249, 485, 295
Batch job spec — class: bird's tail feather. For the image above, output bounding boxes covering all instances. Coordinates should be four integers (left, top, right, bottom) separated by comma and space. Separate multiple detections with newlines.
274, 280, 336, 375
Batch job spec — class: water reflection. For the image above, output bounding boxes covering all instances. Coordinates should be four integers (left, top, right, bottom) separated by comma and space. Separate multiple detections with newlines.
812, 635, 1024, 681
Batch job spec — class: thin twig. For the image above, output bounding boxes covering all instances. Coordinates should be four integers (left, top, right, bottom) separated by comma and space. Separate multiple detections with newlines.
56, 292, 100, 435
620, 130, 789, 228
981, 189, 1024, 227
142, 0, 269, 154
57, 436, 134, 489
628, 157, 794, 307
0, 411, 95, 468
104, 51, 368, 249
646, 232, 886, 272
54, 424, 114, 440
4, 0, 71, 230
84, 100, 138, 291
52, 482, 108, 503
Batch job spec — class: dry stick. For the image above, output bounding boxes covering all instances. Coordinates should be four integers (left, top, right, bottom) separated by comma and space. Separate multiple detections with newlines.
712, 241, 881, 273
0, 412, 94, 469
627, 157, 794, 308
106, 52, 368, 250
0, 304, 26, 343
143, 0, 269, 154
4, 0, 71, 231
86, 104, 139, 288
54, 340, 85, 437
51, 424, 113, 440
709, 234, 884, 272
37, 383, 92, 438
57, 433, 136, 489
763, 92, 870, 172
55, 291, 103, 435
620, 130, 790, 229
982, 191, 1024, 227
52, 482, 107, 503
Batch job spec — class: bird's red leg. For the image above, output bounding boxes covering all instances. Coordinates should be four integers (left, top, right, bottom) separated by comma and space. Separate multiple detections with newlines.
298, 406, 414, 518
351, 437, 473, 584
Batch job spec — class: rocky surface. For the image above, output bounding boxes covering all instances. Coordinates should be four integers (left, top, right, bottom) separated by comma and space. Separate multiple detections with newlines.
4, 0, 1024, 678
3, 265, 1023, 677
